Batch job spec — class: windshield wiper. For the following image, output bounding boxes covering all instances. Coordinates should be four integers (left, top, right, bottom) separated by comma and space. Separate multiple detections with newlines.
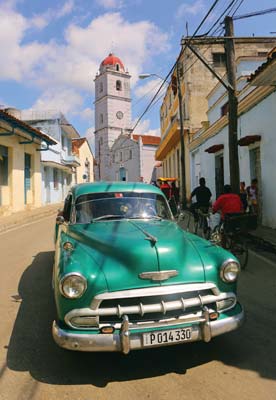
127, 215, 163, 220
91, 214, 125, 221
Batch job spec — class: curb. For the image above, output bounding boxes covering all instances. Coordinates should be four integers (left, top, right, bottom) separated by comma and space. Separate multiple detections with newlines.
0, 205, 61, 234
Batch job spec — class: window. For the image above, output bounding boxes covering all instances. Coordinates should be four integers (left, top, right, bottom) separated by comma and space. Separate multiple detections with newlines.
213, 52, 226, 67
100, 114, 104, 124
24, 153, 31, 191
53, 168, 59, 190
116, 80, 122, 91
129, 149, 132, 160
61, 134, 66, 150
0, 145, 8, 186
100, 137, 103, 145
221, 102, 229, 117
63, 194, 72, 221
178, 64, 184, 77
112, 154, 115, 163
120, 151, 123, 162
171, 75, 177, 95
116, 64, 120, 71
85, 158, 90, 182
99, 81, 103, 92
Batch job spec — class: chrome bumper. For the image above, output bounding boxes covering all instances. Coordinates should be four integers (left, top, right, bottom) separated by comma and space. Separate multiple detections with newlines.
52, 307, 244, 354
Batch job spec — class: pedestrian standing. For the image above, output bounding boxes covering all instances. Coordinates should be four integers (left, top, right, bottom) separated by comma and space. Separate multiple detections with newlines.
247, 178, 258, 214
239, 181, 248, 212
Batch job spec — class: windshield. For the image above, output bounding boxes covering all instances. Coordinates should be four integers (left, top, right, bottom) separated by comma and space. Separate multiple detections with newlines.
74, 191, 173, 223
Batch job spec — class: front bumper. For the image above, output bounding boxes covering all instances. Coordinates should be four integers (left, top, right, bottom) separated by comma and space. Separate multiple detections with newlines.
52, 306, 244, 354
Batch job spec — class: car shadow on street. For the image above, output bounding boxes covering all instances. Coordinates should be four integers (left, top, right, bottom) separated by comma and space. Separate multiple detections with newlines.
7, 251, 276, 387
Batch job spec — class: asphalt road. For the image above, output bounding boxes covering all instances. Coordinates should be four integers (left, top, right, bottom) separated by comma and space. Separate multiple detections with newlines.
0, 216, 276, 400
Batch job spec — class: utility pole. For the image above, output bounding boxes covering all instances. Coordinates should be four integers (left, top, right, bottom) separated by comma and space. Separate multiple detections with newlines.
176, 61, 187, 209
224, 16, 240, 194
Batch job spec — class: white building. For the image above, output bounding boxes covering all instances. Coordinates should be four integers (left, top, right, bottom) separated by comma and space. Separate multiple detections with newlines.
110, 133, 161, 183
189, 49, 276, 228
21, 110, 80, 205
94, 53, 132, 181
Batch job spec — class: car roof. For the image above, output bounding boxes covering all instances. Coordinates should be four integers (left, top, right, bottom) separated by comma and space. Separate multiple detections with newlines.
70, 182, 163, 199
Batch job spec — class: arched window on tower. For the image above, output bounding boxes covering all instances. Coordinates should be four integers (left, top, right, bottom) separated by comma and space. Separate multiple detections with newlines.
116, 80, 122, 91
99, 82, 103, 92
116, 64, 120, 71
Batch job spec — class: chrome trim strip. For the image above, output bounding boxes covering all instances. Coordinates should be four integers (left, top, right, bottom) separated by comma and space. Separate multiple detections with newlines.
52, 307, 244, 352
92, 283, 220, 303
65, 292, 236, 329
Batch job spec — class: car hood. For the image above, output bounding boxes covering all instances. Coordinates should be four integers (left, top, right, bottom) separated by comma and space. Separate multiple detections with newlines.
68, 219, 205, 292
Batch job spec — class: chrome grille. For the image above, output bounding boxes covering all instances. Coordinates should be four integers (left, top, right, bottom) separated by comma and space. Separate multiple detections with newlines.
99, 290, 215, 324
65, 283, 237, 330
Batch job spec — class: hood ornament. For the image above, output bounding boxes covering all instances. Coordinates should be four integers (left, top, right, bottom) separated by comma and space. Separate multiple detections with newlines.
139, 270, 178, 282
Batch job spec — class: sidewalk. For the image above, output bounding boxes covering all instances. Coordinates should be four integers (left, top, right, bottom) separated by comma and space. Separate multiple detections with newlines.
0, 203, 62, 234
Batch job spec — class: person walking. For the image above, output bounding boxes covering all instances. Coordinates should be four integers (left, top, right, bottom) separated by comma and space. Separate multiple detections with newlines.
190, 177, 212, 221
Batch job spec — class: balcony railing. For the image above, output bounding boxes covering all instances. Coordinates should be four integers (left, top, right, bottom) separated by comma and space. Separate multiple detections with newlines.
61, 153, 80, 167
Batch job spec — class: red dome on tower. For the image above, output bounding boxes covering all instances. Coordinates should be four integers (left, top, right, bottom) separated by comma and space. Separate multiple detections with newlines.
101, 53, 125, 71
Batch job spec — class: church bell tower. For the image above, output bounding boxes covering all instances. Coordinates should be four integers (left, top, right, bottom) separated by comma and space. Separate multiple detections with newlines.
94, 53, 132, 181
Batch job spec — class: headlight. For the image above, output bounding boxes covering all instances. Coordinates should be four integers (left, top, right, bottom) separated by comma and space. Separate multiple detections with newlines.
60, 273, 87, 298
220, 260, 240, 283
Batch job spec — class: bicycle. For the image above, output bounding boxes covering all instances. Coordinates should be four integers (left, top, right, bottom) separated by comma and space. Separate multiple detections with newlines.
211, 213, 257, 269
194, 207, 212, 240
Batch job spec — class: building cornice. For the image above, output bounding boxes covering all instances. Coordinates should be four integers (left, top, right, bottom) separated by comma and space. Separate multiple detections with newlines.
94, 94, 131, 104
189, 85, 275, 151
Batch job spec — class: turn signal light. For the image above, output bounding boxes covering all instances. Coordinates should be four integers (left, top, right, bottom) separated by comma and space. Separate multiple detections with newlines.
100, 326, 115, 334
209, 312, 219, 320
63, 242, 74, 251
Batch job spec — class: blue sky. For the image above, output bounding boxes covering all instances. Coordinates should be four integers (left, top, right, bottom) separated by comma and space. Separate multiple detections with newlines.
1, 0, 276, 148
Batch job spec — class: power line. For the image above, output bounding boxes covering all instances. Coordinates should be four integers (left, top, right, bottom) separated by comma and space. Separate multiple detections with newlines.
230, 0, 245, 17
132, 0, 223, 133
203, 0, 237, 36
233, 7, 276, 20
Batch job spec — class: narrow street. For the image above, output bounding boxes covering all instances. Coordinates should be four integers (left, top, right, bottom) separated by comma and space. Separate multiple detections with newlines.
0, 216, 276, 400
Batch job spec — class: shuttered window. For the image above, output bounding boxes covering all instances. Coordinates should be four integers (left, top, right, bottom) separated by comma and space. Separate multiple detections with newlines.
0, 145, 8, 186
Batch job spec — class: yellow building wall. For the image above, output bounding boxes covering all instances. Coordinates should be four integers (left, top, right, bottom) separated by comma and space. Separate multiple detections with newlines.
75, 141, 94, 184
0, 134, 42, 216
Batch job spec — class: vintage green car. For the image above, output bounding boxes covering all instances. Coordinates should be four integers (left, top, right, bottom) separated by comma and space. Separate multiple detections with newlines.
53, 182, 244, 354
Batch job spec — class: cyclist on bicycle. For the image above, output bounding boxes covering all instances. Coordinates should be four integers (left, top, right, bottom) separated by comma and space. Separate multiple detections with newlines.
212, 184, 243, 220
190, 177, 212, 221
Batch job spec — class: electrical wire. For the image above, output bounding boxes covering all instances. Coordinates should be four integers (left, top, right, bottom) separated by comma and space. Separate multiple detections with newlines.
131, 0, 223, 133
230, 0, 244, 17
233, 7, 276, 20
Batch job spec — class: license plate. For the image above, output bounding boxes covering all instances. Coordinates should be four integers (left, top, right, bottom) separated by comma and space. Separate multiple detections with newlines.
143, 327, 192, 347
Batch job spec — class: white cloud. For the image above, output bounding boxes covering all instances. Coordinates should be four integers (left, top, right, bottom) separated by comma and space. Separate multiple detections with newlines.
86, 127, 95, 153
133, 118, 160, 137
176, 0, 206, 19
96, 0, 124, 9
32, 88, 83, 115
0, 6, 169, 126
29, 0, 75, 30
79, 107, 94, 121
135, 78, 163, 98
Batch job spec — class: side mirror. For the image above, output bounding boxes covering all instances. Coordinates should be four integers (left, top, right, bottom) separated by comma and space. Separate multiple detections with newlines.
56, 215, 65, 225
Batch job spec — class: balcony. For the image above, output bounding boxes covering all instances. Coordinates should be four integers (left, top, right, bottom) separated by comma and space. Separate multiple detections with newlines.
61, 153, 80, 167
156, 117, 181, 160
